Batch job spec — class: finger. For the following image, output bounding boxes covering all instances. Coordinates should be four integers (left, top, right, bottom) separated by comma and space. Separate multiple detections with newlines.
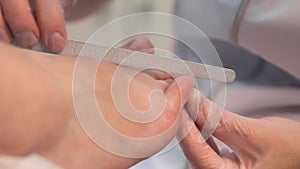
34, 0, 67, 53
0, 5, 12, 43
158, 76, 194, 130
206, 137, 220, 155
179, 115, 231, 169
122, 37, 155, 54
1, 0, 39, 48
122, 37, 173, 80
142, 69, 173, 80
60, 0, 77, 10
186, 90, 261, 157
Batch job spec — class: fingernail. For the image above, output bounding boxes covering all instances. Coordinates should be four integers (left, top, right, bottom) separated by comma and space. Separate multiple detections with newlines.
49, 32, 66, 53
127, 39, 139, 51
175, 76, 194, 105
127, 37, 152, 51
0, 29, 11, 43
61, 0, 78, 9
141, 48, 155, 54
186, 89, 202, 121
16, 31, 38, 48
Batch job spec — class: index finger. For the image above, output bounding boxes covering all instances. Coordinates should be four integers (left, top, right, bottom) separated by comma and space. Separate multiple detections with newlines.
180, 119, 242, 168
1, 0, 39, 48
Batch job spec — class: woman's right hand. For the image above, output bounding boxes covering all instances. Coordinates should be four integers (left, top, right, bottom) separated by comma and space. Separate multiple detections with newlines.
180, 90, 300, 169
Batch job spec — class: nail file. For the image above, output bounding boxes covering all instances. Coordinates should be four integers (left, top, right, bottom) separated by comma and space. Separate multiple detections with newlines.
31, 40, 236, 82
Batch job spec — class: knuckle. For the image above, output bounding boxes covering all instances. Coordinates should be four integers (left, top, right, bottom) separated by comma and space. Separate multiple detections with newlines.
221, 116, 259, 139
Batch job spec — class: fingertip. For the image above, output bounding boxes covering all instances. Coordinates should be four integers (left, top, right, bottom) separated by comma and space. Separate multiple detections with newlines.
165, 76, 194, 114
174, 76, 194, 104
15, 31, 39, 48
123, 37, 154, 54
46, 31, 66, 53
180, 123, 224, 168
186, 89, 203, 122
1, 0, 40, 48
34, 0, 67, 53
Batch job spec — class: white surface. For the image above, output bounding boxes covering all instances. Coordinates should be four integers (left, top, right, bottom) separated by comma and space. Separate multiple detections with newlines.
238, 0, 300, 79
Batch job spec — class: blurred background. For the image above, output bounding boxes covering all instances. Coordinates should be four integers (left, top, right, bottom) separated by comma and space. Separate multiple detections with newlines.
64, 1, 299, 168
66, 0, 299, 87
66, 0, 175, 50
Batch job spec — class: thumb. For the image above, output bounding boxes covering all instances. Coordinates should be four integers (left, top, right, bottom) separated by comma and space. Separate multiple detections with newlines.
158, 76, 194, 130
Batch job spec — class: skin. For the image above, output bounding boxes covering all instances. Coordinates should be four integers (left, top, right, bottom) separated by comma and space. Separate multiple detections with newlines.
0, 0, 66, 52
0, 38, 194, 169
0, 0, 109, 52
180, 90, 300, 169
1, 1, 299, 167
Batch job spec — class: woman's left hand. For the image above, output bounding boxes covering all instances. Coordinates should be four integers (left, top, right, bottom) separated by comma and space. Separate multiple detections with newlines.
0, 37, 194, 169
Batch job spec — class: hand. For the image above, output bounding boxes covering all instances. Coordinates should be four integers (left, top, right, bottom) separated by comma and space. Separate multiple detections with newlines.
0, 37, 194, 169
180, 90, 300, 169
0, 0, 110, 52
0, 0, 67, 52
